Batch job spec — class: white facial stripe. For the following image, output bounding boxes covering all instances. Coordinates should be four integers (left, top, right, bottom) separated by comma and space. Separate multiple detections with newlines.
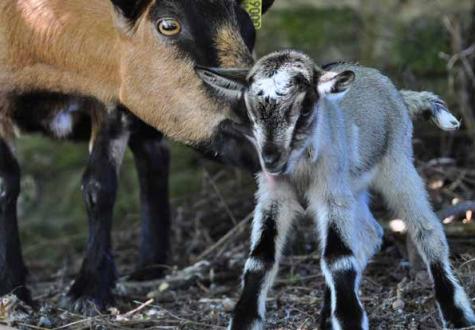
253, 69, 292, 99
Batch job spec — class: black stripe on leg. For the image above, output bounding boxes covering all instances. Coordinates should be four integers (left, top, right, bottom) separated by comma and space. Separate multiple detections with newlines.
333, 269, 364, 329
431, 262, 469, 328
250, 203, 278, 266
232, 271, 264, 330
323, 224, 353, 261
323, 224, 364, 328
233, 203, 279, 329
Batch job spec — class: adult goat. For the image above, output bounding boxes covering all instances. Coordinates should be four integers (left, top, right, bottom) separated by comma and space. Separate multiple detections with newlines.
0, 0, 277, 314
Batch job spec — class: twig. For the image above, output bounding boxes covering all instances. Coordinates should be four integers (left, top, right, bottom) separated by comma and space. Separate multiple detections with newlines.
16, 324, 48, 330
203, 170, 238, 225
437, 201, 475, 220
194, 213, 252, 262
458, 258, 475, 270
150, 303, 225, 329
52, 317, 96, 330
122, 298, 154, 317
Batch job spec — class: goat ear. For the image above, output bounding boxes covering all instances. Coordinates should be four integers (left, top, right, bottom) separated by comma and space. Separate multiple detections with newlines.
317, 70, 355, 97
110, 0, 151, 32
195, 67, 249, 102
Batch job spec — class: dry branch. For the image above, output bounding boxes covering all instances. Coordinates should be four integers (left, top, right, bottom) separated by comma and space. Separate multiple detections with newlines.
193, 213, 252, 262
437, 201, 475, 220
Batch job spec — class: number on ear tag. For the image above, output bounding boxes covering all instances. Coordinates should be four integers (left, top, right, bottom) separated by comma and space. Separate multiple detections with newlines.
243, 0, 262, 30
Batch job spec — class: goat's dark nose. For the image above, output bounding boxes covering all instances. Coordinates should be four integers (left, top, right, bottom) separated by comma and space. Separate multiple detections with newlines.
262, 144, 282, 169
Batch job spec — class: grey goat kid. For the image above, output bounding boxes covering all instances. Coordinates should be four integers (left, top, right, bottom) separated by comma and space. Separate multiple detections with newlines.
197, 50, 474, 330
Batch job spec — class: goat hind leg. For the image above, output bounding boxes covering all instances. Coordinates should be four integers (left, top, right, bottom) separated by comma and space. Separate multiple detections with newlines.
63, 110, 129, 315
128, 123, 170, 281
374, 159, 475, 328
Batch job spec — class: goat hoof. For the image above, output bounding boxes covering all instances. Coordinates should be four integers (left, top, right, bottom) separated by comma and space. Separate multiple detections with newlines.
61, 275, 115, 316
0, 282, 35, 308
60, 294, 113, 316
444, 315, 475, 329
0, 288, 36, 311
127, 265, 166, 281
228, 317, 264, 330
319, 316, 331, 330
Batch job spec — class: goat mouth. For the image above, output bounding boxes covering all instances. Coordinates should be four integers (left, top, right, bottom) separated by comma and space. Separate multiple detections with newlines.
264, 163, 288, 176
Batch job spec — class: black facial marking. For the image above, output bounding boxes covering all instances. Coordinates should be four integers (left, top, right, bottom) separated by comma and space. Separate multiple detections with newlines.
150, 1, 219, 66
430, 262, 469, 328
333, 269, 364, 329
194, 119, 260, 173
289, 91, 317, 150
111, 0, 151, 23
250, 203, 278, 267
260, 53, 293, 77
150, 0, 255, 67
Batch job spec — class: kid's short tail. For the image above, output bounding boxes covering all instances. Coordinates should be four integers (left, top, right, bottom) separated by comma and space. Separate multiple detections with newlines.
400, 90, 460, 131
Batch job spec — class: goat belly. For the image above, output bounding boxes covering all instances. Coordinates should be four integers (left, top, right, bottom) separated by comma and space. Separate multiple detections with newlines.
11, 93, 94, 141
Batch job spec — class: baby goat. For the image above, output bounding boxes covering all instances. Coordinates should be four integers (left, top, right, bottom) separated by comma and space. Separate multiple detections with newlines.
197, 50, 474, 330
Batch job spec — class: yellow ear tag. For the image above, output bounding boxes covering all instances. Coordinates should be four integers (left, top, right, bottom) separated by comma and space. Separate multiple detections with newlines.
243, 0, 263, 30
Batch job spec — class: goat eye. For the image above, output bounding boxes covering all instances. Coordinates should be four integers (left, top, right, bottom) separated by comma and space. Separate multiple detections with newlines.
157, 18, 181, 36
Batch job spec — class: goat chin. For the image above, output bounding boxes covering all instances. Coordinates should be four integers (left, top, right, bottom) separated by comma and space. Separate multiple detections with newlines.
262, 170, 278, 188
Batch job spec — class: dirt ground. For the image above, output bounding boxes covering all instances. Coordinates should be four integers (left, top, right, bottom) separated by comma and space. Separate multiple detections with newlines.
1, 159, 475, 330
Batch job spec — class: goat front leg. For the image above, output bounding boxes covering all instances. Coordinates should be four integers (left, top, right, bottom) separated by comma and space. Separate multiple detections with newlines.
128, 119, 170, 281
0, 137, 32, 305
62, 109, 130, 315
229, 176, 301, 330
309, 183, 369, 330
375, 157, 475, 328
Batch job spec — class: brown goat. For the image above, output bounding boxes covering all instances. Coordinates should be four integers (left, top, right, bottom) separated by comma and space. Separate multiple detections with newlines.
0, 0, 273, 315
0, 0, 260, 144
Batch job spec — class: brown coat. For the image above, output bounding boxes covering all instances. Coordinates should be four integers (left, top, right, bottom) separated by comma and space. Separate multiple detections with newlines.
0, 0, 253, 144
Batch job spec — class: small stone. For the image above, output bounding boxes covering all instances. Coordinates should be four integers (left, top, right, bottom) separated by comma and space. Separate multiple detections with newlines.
415, 270, 430, 284
159, 282, 170, 292
146, 308, 161, 317
222, 298, 235, 313
38, 315, 52, 328
108, 307, 120, 316
392, 299, 405, 311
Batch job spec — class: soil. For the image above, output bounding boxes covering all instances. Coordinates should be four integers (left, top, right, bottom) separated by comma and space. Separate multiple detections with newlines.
1, 160, 475, 330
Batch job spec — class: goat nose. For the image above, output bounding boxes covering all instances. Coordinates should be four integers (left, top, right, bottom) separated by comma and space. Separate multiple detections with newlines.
262, 145, 282, 168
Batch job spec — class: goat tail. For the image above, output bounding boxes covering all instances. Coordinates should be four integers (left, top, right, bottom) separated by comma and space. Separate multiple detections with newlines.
399, 90, 460, 131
